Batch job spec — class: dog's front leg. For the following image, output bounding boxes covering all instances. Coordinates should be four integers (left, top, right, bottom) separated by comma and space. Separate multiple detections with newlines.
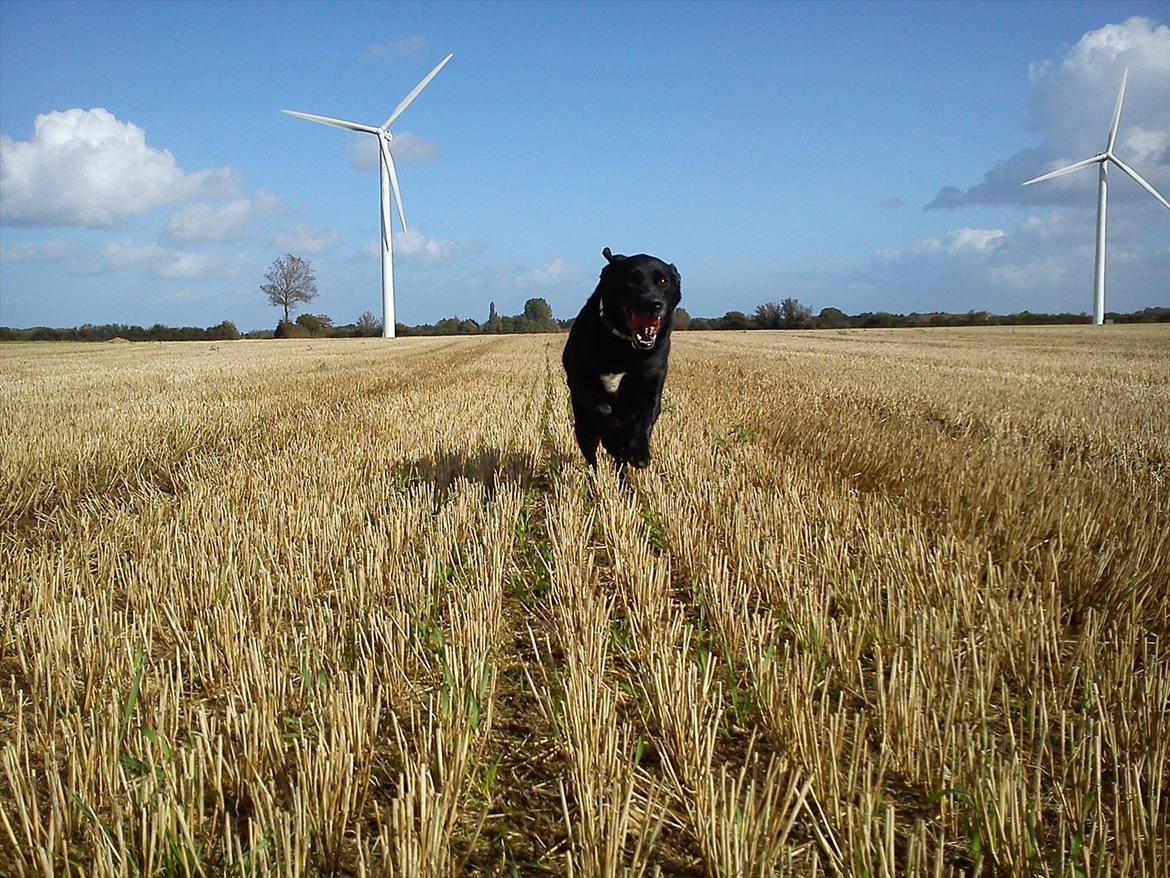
624, 371, 667, 468
620, 396, 657, 468
623, 417, 653, 468
568, 375, 617, 468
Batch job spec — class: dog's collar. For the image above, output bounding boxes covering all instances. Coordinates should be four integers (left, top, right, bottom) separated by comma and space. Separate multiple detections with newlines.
599, 299, 638, 343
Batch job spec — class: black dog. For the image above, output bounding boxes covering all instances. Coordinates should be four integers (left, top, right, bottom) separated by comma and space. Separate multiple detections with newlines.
562, 247, 681, 469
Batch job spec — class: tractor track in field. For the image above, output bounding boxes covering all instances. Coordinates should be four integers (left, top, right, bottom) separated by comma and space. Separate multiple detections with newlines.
459, 347, 569, 874
464, 347, 716, 875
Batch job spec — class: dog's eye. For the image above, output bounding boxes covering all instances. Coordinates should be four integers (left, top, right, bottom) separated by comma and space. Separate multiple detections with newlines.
656, 275, 667, 286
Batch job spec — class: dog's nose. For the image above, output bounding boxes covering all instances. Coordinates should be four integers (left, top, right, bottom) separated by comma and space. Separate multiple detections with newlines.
645, 300, 665, 315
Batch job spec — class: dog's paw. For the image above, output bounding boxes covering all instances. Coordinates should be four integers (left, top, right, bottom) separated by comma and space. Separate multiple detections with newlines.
626, 441, 651, 469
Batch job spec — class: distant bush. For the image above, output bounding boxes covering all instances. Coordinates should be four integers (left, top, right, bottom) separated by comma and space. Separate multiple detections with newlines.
296, 313, 333, 337
208, 320, 240, 341
274, 320, 310, 339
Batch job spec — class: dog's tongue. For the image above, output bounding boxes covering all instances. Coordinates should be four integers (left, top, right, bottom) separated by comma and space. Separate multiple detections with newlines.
628, 313, 663, 334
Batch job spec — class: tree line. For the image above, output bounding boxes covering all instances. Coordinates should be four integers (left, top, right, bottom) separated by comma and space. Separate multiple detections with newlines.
3, 256, 1165, 342
5, 302, 1166, 343
688, 300, 1170, 330
0, 321, 247, 343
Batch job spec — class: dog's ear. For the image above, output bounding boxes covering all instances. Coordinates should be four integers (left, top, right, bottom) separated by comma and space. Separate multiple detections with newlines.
602, 247, 624, 264
669, 263, 681, 286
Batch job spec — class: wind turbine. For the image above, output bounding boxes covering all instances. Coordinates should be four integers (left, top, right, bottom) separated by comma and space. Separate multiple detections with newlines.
1022, 68, 1170, 325
283, 53, 453, 338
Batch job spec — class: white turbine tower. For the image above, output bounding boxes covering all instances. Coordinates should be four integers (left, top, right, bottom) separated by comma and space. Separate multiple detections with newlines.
283, 53, 453, 338
1022, 69, 1170, 325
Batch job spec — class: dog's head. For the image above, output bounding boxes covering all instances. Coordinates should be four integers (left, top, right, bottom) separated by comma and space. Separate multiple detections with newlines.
597, 247, 681, 350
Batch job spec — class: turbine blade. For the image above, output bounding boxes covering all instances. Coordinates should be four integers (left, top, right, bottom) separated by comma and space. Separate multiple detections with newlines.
382, 53, 454, 130
1022, 154, 1107, 186
1109, 155, 1170, 210
380, 137, 408, 232
1106, 68, 1128, 154
282, 109, 380, 135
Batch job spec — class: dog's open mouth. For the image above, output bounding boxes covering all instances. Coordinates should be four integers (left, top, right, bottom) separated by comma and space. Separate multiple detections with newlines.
624, 307, 664, 349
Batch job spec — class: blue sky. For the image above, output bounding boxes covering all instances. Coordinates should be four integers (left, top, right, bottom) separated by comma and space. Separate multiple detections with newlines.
2, 0, 1168, 330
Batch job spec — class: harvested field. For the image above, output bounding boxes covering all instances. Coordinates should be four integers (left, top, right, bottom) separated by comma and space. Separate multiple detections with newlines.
1, 325, 1167, 876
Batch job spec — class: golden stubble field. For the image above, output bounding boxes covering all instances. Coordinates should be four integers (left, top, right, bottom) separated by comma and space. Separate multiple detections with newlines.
1, 326, 1167, 877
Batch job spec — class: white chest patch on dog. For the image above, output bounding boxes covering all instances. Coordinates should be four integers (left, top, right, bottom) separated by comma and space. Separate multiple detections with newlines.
600, 372, 625, 395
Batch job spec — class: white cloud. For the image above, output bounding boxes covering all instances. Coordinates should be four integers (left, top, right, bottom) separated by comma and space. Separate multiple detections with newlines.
164, 191, 284, 242
355, 228, 479, 268
0, 108, 237, 228
889, 231, 1005, 258
516, 256, 578, 289
928, 18, 1169, 210
947, 228, 1006, 255
865, 212, 1166, 314
0, 237, 75, 261
350, 132, 440, 170
910, 238, 942, 256
1024, 213, 1074, 239
275, 222, 339, 254
449, 257, 589, 299
1122, 126, 1170, 165
86, 238, 250, 280
397, 228, 478, 267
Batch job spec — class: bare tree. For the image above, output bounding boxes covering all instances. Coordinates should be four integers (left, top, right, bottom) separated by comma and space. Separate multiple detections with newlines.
262, 254, 317, 324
